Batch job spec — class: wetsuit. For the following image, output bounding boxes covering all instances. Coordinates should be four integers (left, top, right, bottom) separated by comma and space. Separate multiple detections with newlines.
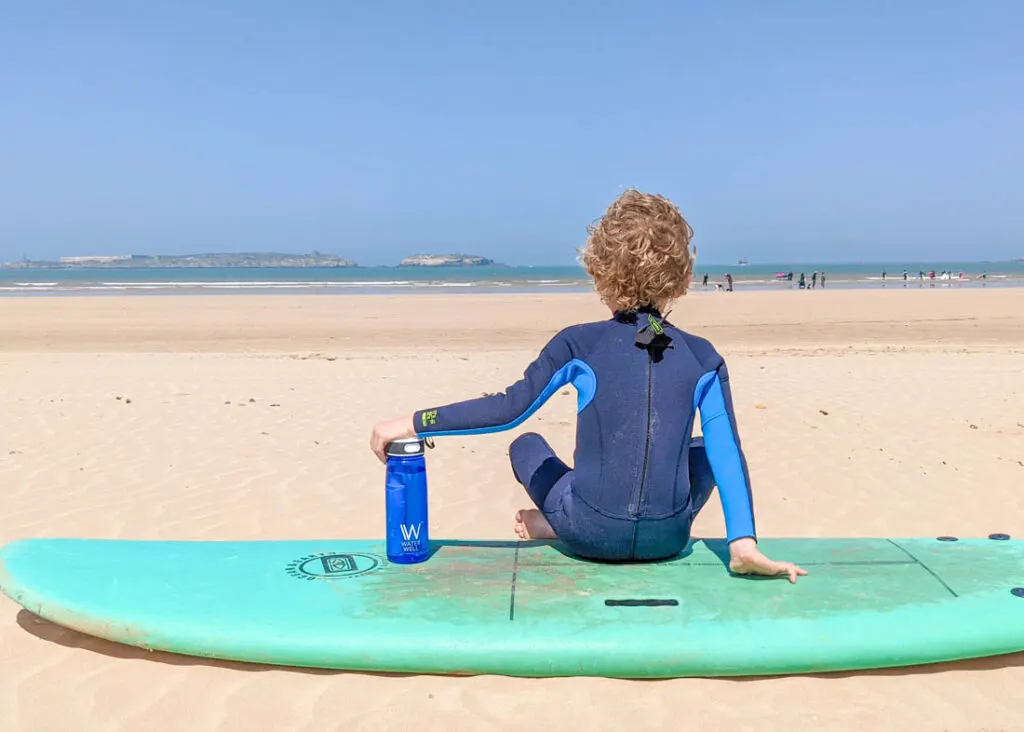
413, 307, 756, 561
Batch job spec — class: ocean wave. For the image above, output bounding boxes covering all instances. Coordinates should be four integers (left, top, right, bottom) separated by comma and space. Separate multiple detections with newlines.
2, 272, 1018, 297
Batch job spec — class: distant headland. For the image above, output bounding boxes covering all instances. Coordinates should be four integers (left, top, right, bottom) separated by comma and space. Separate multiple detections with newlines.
2, 252, 356, 269
1, 252, 501, 269
398, 254, 497, 267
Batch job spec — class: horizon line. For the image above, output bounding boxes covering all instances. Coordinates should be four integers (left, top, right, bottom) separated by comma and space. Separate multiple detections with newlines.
4, 260, 1022, 271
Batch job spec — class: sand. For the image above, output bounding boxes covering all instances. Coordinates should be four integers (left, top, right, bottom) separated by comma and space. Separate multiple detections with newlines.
1, 288, 1022, 731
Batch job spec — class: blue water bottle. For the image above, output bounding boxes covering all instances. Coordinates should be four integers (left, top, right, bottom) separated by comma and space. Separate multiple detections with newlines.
385, 437, 430, 564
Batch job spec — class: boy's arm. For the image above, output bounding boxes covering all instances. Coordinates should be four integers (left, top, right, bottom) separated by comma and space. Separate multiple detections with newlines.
413, 331, 592, 437
695, 362, 757, 543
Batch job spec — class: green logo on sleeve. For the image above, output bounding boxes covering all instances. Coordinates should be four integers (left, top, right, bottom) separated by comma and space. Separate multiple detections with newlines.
421, 410, 438, 427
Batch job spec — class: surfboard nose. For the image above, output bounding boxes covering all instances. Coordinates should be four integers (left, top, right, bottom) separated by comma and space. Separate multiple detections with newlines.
0, 540, 28, 601
0, 538, 45, 565
0, 538, 59, 600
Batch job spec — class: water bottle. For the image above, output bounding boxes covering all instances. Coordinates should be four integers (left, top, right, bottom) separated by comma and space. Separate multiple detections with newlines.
385, 437, 430, 564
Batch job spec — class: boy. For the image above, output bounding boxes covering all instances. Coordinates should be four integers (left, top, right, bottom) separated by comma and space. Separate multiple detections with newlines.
371, 190, 806, 583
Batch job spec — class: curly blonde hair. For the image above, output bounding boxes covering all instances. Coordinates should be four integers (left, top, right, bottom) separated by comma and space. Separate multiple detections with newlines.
579, 190, 695, 313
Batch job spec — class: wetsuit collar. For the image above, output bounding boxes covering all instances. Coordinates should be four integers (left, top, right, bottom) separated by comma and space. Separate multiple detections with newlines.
613, 305, 662, 323
616, 306, 673, 361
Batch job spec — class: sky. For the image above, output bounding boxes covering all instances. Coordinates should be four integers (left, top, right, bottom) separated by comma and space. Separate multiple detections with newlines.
1, 1, 1022, 266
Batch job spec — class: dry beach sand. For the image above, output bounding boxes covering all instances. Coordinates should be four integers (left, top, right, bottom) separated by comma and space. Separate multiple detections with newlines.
1, 288, 1022, 731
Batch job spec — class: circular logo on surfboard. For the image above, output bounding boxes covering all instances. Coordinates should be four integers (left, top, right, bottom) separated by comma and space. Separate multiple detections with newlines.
286, 552, 383, 580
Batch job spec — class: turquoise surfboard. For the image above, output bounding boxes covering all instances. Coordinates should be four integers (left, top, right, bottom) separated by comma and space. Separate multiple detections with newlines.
1, 536, 1022, 678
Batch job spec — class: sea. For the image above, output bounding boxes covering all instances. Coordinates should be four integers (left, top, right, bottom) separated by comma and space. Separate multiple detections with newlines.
1, 262, 1023, 297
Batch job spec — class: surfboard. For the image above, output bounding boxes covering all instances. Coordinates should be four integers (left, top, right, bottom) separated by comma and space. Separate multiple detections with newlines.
1, 536, 1022, 678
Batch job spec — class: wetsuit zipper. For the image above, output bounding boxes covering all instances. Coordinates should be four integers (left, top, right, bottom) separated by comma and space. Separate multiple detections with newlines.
634, 354, 651, 509
630, 355, 654, 553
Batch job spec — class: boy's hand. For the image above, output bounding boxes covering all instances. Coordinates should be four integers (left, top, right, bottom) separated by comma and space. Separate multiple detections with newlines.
369, 415, 417, 463
727, 537, 807, 584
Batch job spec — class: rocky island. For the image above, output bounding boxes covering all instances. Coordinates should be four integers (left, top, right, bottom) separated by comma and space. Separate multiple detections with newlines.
399, 254, 496, 267
3, 252, 356, 269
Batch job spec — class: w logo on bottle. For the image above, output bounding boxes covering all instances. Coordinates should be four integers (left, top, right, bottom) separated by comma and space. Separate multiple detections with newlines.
400, 522, 423, 542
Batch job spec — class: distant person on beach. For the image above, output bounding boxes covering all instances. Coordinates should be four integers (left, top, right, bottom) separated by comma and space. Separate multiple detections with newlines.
725, 273, 733, 292
371, 189, 806, 581
820, 272, 826, 288
702, 273, 709, 288
799, 273, 806, 289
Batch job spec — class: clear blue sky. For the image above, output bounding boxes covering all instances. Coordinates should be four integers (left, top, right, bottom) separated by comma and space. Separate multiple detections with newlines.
1, 1, 1022, 266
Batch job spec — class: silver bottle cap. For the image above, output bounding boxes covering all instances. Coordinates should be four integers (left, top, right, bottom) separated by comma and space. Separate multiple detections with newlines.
386, 437, 424, 458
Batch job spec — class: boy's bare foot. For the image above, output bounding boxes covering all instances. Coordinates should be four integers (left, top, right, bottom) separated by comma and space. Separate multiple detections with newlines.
514, 509, 558, 540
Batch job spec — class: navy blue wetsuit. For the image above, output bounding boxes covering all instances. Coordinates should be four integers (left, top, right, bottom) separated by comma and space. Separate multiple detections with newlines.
413, 308, 756, 561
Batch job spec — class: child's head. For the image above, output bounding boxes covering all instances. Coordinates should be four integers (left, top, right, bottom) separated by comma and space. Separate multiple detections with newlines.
579, 189, 695, 313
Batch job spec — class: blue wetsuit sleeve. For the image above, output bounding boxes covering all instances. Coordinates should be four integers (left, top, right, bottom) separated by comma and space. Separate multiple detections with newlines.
695, 364, 757, 543
413, 331, 594, 437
